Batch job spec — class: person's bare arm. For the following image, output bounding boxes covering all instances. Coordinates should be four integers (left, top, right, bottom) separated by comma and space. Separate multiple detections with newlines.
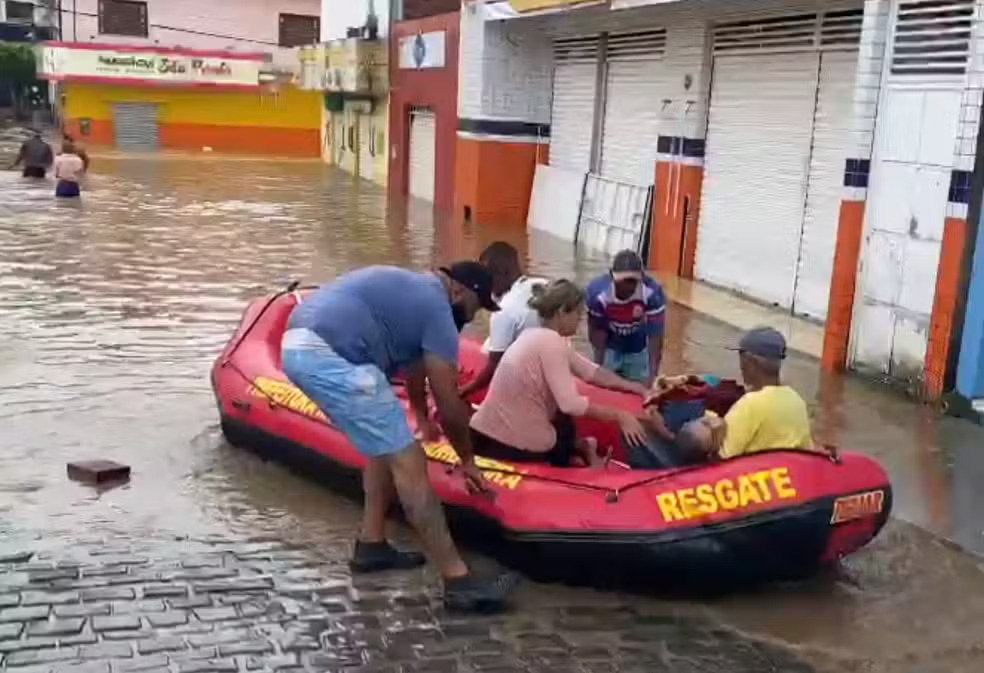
405, 360, 428, 419
586, 364, 649, 397
647, 333, 663, 384
458, 350, 503, 399
424, 353, 477, 465
588, 325, 608, 365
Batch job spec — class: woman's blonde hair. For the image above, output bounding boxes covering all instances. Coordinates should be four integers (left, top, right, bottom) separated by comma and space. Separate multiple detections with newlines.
527, 279, 584, 320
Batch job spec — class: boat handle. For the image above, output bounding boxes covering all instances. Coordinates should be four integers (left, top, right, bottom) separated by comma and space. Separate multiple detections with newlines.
231, 398, 251, 412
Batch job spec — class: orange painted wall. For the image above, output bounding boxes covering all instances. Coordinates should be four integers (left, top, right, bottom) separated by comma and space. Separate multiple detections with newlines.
649, 161, 703, 278
453, 137, 543, 226
821, 200, 866, 372
924, 216, 968, 397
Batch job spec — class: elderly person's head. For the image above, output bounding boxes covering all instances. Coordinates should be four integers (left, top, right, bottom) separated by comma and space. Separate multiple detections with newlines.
733, 326, 786, 390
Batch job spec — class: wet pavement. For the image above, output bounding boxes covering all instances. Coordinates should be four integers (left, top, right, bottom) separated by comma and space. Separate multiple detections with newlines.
1, 155, 984, 672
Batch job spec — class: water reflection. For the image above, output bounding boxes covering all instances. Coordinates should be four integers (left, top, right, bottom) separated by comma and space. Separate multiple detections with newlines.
0, 156, 984, 672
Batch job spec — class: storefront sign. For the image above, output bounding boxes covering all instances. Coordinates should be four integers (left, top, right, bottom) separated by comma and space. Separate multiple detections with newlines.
38, 42, 264, 89
398, 31, 446, 70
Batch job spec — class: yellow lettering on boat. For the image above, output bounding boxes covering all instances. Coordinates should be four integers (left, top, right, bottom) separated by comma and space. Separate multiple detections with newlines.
656, 468, 799, 522
248, 377, 327, 422
422, 442, 525, 489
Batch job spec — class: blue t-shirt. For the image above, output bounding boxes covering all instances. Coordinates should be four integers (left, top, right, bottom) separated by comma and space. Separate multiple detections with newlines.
287, 266, 459, 375
586, 272, 666, 354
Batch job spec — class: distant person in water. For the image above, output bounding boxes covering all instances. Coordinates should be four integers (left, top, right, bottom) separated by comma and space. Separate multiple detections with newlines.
53, 141, 86, 198
10, 131, 53, 178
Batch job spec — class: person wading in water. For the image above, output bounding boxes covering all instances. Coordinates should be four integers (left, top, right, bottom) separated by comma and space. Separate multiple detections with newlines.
53, 141, 86, 199
9, 131, 53, 178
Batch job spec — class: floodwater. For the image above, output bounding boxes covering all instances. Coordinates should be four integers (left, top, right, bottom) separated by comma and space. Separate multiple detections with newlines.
1, 155, 984, 672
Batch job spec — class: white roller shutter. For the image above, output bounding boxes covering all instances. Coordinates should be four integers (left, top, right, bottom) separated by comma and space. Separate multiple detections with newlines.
599, 29, 667, 186
112, 103, 160, 152
408, 109, 436, 203
697, 9, 863, 311
793, 49, 859, 320
697, 52, 818, 308
550, 36, 598, 173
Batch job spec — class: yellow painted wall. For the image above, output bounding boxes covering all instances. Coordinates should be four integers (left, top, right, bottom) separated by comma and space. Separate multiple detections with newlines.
64, 83, 321, 129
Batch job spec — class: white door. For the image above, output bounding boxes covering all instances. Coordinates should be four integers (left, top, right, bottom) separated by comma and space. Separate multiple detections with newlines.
408, 109, 436, 203
599, 29, 667, 185
359, 113, 374, 182
696, 52, 820, 309
793, 50, 858, 320
550, 36, 598, 173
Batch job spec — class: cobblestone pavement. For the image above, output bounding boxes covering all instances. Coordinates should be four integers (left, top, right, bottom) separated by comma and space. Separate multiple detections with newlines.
0, 537, 821, 673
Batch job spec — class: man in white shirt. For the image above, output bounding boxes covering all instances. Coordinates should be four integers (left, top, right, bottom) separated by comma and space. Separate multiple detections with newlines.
460, 242, 547, 398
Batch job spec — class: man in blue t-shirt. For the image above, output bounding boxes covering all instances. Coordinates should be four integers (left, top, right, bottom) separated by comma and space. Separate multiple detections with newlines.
586, 249, 666, 385
281, 262, 517, 612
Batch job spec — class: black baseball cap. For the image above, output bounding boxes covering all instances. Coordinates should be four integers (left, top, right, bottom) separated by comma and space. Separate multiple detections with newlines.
729, 326, 787, 360
442, 261, 500, 312
611, 249, 644, 281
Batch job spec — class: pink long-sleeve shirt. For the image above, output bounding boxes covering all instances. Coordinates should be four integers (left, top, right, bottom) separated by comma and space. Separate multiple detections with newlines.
470, 327, 599, 453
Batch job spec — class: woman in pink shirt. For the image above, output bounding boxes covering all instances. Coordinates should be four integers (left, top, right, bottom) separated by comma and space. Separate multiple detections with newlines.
469, 279, 650, 467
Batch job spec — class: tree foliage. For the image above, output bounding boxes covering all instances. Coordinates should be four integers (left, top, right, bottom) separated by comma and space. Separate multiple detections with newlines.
0, 42, 37, 86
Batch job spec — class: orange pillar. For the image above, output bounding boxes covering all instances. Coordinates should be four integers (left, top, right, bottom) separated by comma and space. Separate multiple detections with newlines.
648, 136, 705, 278
453, 119, 549, 227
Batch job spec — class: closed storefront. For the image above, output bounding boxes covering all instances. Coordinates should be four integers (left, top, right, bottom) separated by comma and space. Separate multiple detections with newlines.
549, 35, 598, 173
112, 103, 160, 152
46, 43, 321, 158
598, 28, 668, 186
695, 9, 861, 319
408, 109, 437, 203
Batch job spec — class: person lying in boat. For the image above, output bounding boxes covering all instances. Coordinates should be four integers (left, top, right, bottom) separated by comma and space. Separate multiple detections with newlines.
649, 327, 815, 462
459, 241, 547, 399
469, 278, 651, 468
281, 261, 517, 612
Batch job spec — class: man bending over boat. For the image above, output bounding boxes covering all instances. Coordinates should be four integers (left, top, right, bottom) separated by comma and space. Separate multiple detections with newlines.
470, 279, 651, 467
649, 327, 815, 460
459, 241, 547, 399
281, 263, 517, 612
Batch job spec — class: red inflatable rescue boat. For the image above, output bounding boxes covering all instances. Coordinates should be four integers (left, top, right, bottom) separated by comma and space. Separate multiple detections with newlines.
211, 286, 892, 590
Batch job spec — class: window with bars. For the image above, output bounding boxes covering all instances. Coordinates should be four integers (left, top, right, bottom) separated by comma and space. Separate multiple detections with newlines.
98, 0, 148, 38
278, 13, 320, 48
890, 0, 973, 76
712, 9, 863, 54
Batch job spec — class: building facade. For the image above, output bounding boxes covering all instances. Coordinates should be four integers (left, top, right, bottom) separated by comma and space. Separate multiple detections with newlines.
43, 0, 322, 156
389, 0, 462, 210
457, 0, 984, 400
309, 0, 390, 185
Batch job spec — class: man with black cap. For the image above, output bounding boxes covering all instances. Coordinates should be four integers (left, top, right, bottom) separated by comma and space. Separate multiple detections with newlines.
281, 262, 518, 611
586, 249, 666, 385
681, 326, 814, 459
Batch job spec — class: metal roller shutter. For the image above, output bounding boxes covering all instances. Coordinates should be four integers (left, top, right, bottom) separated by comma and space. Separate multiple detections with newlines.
408, 109, 436, 203
550, 36, 598, 173
696, 9, 862, 311
599, 29, 667, 186
112, 103, 160, 152
793, 50, 859, 320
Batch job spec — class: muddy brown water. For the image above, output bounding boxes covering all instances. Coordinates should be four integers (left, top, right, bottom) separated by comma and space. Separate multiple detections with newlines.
1, 156, 984, 672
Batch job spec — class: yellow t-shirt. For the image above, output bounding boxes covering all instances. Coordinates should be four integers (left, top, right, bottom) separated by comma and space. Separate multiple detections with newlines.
715, 385, 814, 459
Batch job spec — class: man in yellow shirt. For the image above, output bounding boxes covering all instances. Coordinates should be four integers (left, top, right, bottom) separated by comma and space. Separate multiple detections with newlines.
666, 327, 814, 461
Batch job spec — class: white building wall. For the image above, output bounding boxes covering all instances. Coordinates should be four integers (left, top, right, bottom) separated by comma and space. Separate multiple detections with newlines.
849, 0, 984, 378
